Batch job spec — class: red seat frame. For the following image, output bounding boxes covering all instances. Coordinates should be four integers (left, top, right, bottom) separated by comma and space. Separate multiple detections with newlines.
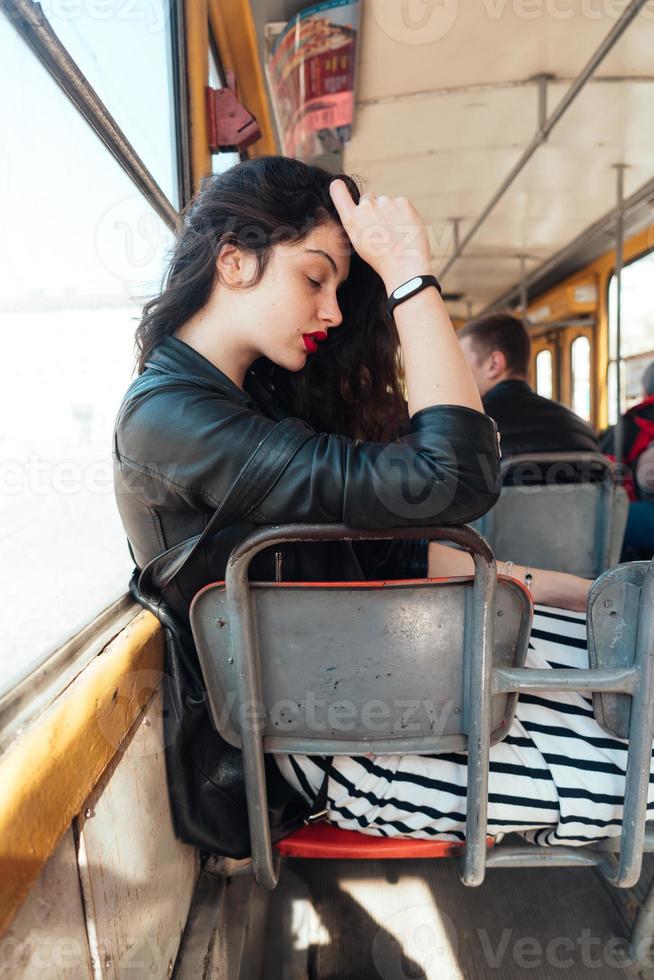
275, 823, 495, 859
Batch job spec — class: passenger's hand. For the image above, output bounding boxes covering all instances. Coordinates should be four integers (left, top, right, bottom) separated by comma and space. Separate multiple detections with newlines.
329, 179, 432, 294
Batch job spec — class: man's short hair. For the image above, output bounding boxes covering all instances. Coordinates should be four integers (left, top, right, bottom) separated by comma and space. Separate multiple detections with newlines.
642, 361, 654, 397
458, 313, 531, 377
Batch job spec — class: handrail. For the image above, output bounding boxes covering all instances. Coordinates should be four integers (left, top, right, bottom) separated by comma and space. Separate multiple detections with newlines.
438, 0, 649, 282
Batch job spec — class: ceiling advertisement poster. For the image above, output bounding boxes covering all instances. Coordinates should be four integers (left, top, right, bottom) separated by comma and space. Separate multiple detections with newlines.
266, 0, 360, 163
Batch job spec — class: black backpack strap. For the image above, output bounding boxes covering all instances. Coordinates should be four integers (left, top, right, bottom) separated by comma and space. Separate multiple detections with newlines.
304, 756, 333, 825
137, 418, 312, 603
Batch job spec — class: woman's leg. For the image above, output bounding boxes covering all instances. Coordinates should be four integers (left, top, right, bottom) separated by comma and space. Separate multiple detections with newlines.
277, 605, 654, 845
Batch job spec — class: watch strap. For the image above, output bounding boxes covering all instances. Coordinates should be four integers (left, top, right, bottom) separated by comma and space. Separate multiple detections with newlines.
386, 274, 442, 320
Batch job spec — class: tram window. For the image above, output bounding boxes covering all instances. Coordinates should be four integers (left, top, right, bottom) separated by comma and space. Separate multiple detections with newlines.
570, 336, 591, 421
535, 350, 553, 399
45, 0, 179, 207
0, 17, 173, 696
208, 40, 241, 175
607, 251, 654, 423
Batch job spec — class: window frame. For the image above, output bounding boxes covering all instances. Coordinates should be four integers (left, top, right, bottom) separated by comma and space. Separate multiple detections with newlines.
0, 0, 257, 708
2, 0, 188, 227
530, 332, 561, 402
606, 244, 654, 423
569, 332, 593, 422
0, 0, 193, 708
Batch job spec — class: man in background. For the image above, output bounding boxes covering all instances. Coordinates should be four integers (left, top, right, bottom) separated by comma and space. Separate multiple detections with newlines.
458, 313, 599, 456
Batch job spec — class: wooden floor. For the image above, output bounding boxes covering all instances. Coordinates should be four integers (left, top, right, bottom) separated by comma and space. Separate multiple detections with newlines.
263, 853, 654, 980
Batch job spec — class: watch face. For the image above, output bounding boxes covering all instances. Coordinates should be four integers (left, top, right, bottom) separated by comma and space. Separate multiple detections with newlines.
394, 276, 423, 299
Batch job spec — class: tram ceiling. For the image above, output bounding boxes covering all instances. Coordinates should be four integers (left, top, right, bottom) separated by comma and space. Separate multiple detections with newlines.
339, 0, 654, 316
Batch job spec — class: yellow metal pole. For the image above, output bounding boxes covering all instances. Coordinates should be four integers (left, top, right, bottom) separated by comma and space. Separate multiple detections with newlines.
184, 0, 211, 190
208, 0, 277, 157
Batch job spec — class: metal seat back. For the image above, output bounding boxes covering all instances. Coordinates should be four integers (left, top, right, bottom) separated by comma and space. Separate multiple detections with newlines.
473, 452, 629, 577
192, 575, 532, 756
587, 560, 652, 739
190, 523, 528, 888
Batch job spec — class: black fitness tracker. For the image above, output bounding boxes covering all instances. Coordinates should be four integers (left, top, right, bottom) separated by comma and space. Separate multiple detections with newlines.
386, 274, 442, 321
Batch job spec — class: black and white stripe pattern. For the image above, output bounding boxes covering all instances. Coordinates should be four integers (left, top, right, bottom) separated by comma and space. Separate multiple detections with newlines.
275, 605, 654, 847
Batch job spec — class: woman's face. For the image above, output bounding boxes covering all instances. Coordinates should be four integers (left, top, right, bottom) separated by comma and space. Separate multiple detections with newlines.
228, 220, 352, 374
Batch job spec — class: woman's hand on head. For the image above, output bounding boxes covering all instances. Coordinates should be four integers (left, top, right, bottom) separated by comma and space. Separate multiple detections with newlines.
329, 179, 432, 293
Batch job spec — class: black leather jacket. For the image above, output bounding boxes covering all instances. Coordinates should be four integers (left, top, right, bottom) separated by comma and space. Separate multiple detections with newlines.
114, 336, 502, 609
483, 379, 599, 458
112, 335, 501, 856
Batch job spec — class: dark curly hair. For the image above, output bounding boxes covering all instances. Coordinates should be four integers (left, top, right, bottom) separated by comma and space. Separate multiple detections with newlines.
135, 156, 408, 441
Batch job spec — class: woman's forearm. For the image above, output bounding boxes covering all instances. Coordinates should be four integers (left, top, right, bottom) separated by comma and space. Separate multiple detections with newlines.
387, 281, 483, 417
427, 542, 592, 612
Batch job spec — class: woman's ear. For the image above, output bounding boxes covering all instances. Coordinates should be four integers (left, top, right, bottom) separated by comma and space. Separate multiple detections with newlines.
216, 243, 256, 286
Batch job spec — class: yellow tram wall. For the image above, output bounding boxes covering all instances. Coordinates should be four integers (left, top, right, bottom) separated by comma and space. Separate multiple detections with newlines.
524, 225, 654, 433
453, 224, 653, 433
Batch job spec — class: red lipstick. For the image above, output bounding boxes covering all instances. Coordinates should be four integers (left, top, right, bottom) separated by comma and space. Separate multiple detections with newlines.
302, 331, 328, 353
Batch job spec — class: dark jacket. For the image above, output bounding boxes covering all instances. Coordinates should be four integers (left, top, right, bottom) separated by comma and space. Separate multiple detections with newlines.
483, 379, 599, 458
112, 336, 501, 855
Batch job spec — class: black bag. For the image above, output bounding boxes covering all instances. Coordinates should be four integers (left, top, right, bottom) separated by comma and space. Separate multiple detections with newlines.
132, 419, 325, 858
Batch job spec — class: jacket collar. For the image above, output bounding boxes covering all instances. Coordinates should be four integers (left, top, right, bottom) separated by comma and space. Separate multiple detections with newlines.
482, 378, 532, 405
145, 336, 252, 405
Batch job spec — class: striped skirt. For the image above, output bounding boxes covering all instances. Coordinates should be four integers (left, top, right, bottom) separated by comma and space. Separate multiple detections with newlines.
275, 605, 654, 846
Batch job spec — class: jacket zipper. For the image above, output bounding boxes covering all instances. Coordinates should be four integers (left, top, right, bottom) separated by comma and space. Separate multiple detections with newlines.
274, 550, 283, 582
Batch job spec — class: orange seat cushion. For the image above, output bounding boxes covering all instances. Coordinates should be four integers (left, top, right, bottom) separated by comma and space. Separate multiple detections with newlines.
275, 823, 495, 859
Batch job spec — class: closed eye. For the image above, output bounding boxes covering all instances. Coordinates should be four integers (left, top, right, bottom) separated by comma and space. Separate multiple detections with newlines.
306, 277, 321, 289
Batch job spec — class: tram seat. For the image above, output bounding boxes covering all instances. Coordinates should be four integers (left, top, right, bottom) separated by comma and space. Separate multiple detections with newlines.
472, 452, 629, 578
190, 524, 654, 906
191, 523, 528, 889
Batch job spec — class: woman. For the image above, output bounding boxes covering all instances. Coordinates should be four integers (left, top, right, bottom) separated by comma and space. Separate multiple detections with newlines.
114, 156, 651, 853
